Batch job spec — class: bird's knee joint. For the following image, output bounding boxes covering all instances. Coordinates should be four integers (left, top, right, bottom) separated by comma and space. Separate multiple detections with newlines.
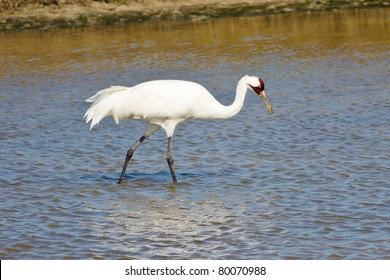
166, 157, 174, 165
126, 150, 134, 158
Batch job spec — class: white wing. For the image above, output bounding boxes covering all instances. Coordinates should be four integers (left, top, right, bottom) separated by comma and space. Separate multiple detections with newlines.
84, 80, 222, 130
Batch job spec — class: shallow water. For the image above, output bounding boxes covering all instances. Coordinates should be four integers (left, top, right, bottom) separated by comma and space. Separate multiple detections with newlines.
1, 8, 389, 259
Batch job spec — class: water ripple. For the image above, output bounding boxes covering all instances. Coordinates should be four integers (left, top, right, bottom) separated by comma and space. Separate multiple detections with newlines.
1, 9, 390, 259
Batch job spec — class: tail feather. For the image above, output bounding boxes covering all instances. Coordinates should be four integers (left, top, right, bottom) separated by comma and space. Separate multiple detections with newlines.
84, 86, 129, 130
85, 86, 128, 103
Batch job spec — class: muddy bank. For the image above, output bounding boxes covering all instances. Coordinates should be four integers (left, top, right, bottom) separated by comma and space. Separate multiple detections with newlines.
1, 0, 389, 30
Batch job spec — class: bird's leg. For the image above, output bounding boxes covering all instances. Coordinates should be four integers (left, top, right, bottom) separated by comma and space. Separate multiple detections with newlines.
166, 136, 177, 183
118, 135, 146, 184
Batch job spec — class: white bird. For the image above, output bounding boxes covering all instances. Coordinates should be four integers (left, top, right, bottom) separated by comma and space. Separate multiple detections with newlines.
84, 75, 273, 183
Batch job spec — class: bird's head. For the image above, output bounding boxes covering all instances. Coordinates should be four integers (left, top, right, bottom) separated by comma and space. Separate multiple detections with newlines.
247, 76, 273, 114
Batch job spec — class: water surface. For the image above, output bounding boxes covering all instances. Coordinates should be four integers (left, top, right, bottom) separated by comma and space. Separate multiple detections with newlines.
1, 8, 389, 259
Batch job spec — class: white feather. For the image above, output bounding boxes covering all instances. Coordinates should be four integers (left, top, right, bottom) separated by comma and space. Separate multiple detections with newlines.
84, 76, 266, 135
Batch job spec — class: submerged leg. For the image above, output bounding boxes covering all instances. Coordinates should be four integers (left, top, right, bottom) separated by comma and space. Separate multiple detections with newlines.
118, 135, 146, 184
166, 136, 177, 183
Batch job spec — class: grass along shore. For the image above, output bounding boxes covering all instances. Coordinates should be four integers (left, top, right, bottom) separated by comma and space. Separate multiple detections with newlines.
1, 0, 389, 30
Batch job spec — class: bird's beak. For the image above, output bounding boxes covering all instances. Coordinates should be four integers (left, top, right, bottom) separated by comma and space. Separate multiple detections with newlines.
259, 90, 273, 114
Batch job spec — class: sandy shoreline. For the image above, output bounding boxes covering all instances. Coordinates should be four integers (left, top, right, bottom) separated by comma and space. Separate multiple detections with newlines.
1, 0, 389, 31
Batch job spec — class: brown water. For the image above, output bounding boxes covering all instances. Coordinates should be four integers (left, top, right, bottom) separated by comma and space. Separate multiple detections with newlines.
1, 8, 389, 259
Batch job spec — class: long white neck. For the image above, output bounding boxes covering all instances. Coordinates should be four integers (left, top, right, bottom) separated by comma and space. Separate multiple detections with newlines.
210, 76, 250, 119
